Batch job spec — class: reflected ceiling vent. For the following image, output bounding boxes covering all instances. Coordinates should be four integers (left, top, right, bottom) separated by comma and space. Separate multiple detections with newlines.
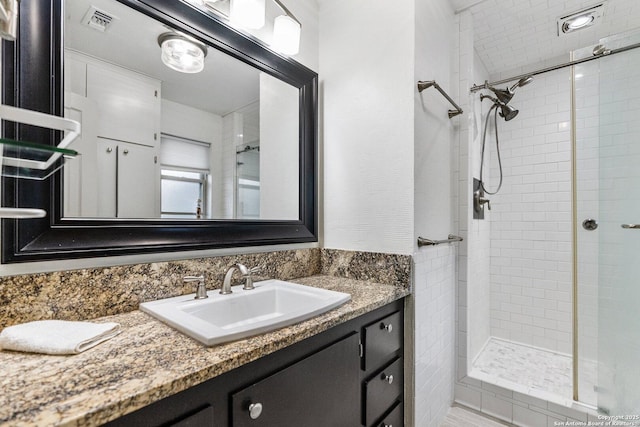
82, 6, 118, 32
557, 3, 605, 36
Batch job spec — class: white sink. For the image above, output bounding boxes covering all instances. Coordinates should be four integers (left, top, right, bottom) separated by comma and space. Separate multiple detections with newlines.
140, 279, 351, 346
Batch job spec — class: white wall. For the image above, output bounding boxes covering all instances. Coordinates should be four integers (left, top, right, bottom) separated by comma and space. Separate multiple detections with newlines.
487, 68, 573, 354
259, 73, 299, 220
412, 0, 457, 426
452, 10, 492, 376
466, 51, 492, 367
319, 0, 415, 255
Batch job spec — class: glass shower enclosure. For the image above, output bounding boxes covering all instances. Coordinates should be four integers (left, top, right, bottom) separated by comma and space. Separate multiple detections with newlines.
575, 30, 640, 414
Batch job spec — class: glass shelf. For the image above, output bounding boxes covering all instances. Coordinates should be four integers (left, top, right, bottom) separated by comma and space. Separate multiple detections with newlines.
1, 137, 78, 180
0, 104, 81, 218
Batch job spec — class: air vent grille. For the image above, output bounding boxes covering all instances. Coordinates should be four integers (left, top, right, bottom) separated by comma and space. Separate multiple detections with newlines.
82, 6, 117, 32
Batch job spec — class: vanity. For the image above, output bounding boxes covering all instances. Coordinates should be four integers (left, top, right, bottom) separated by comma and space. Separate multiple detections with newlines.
0, 276, 408, 426
0, 1, 410, 425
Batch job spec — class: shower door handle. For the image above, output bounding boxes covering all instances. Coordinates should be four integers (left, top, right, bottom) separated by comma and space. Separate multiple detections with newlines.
621, 224, 640, 229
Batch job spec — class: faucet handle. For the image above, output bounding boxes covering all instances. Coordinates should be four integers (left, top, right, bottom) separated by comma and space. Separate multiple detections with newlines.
184, 275, 208, 300
248, 266, 261, 274
242, 265, 261, 291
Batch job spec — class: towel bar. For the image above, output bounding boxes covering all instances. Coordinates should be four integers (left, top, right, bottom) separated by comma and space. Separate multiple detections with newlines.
417, 234, 463, 247
417, 80, 463, 118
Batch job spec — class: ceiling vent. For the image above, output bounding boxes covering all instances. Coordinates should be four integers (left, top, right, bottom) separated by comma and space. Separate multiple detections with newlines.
557, 3, 605, 36
82, 6, 117, 32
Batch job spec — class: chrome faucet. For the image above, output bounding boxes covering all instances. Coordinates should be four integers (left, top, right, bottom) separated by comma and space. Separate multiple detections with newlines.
221, 264, 261, 294
183, 275, 208, 299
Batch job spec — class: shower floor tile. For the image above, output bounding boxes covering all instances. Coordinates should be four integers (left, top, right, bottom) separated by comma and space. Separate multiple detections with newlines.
469, 337, 596, 406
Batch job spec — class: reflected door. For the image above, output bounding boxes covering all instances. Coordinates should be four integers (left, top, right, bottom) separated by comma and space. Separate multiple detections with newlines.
235, 146, 260, 219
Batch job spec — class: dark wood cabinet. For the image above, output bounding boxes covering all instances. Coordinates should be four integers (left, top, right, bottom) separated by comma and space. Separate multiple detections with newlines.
170, 406, 215, 427
106, 299, 404, 427
376, 402, 403, 427
231, 333, 360, 427
361, 311, 404, 427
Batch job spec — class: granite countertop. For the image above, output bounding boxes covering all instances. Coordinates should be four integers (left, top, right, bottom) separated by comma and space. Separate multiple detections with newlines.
0, 275, 409, 427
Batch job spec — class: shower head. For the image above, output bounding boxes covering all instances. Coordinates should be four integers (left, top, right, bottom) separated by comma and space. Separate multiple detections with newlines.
480, 94, 519, 121
498, 104, 519, 121
487, 75, 533, 105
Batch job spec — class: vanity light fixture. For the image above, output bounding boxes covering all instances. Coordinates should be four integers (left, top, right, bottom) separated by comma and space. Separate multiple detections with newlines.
158, 32, 208, 74
230, 0, 266, 30
558, 4, 604, 35
190, 0, 302, 56
271, 0, 301, 55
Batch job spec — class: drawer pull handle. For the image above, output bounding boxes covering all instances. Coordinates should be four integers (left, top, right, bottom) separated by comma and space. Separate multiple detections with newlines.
381, 322, 393, 333
383, 424, 393, 427
248, 402, 263, 419
381, 373, 394, 384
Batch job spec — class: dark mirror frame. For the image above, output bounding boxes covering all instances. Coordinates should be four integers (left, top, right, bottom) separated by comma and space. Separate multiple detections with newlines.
1, 0, 317, 263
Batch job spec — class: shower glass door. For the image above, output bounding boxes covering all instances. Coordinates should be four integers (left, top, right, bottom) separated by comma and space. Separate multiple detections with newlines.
586, 31, 640, 415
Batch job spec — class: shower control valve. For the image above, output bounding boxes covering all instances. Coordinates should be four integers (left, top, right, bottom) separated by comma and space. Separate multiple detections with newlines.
473, 189, 491, 212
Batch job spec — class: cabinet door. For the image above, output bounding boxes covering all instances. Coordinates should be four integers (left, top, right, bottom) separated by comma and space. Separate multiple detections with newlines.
64, 92, 99, 217
231, 333, 360, 427
117, 142, 159, 218
96, 139, 118, 217
86, 63, 160, 147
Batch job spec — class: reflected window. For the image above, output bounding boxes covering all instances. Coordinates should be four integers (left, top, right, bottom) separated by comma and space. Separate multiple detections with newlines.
161, 169, 207, 218
160, 134, 211, 218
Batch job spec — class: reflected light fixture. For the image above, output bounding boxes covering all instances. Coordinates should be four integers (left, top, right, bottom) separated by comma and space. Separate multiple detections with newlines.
158, 32, 208, 74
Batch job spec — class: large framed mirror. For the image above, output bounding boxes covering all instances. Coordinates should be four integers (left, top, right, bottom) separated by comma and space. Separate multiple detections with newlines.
1, 0, 317, 263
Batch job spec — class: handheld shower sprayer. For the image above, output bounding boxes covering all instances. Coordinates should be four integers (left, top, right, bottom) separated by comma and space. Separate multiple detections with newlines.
475, 75, 533, 205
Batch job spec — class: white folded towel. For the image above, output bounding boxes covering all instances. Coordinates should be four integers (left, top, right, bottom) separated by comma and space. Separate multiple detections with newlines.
0, 320, 121, 355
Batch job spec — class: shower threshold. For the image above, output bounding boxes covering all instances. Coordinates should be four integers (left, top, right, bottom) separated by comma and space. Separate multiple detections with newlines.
469, 337, 596, 408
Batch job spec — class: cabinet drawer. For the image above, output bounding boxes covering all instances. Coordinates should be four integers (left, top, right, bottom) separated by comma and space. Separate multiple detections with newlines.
231, 333, 360, 427
374, 401, 402, 427
364, 357, 403, 426
363, 311, 402, 371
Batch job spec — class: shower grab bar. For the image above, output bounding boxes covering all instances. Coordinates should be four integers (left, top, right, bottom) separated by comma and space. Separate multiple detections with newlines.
417, 80, 463, 118
417, 234, 463, 247
621, 224, 640, 229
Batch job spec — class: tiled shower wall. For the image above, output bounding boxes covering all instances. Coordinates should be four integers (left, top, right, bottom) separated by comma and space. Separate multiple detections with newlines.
455, 10, 492, 374
487, 68, 573, 354
412, 246, 456, 427
454, 10, 595, 424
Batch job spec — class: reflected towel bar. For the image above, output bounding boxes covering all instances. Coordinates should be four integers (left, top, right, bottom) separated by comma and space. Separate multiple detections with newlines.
417, 234, 463, 247
417, 80, 463, 118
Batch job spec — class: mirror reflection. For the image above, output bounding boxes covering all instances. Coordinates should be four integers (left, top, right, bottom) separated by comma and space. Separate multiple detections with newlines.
63, 0, 299, 220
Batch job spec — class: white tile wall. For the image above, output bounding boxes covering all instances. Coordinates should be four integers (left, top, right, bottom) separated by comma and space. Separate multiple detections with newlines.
454, 378, 595, 426
455, 11, 493, 375
454, 8, 593, 425
486, 69, 574, 354
413, 245, 456, 427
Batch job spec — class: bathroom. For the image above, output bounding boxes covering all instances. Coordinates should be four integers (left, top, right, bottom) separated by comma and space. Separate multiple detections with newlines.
0, 0, 639, 426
